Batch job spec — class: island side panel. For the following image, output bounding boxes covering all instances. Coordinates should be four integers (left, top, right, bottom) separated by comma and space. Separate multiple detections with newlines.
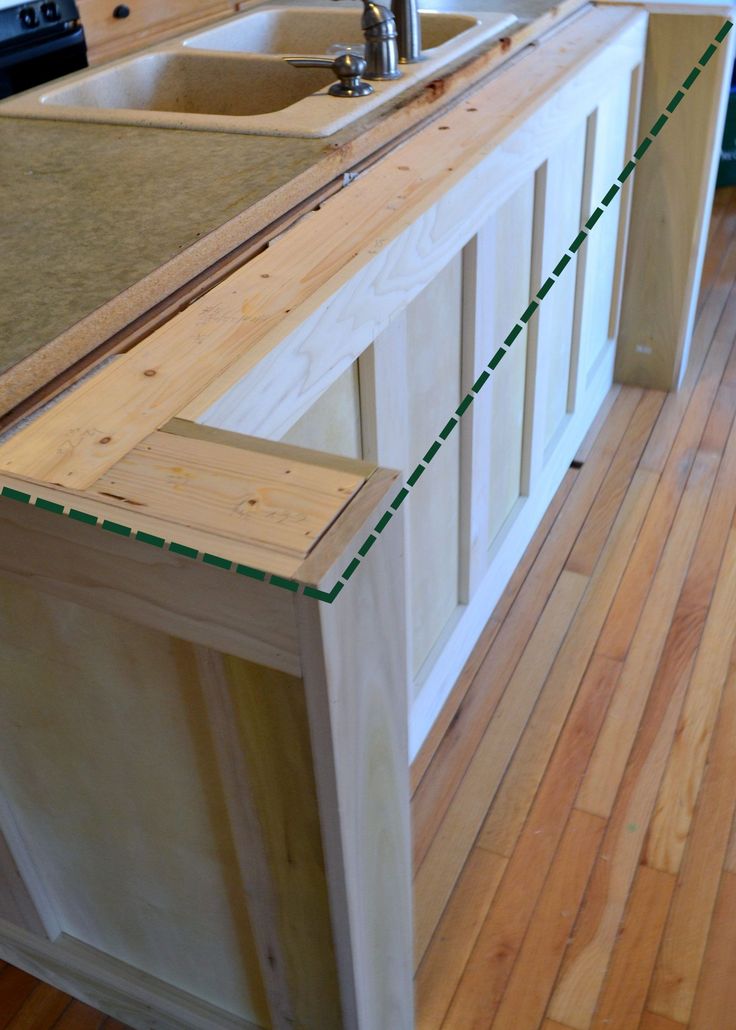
0, 573, 270, 1027
616, 11, 736, 390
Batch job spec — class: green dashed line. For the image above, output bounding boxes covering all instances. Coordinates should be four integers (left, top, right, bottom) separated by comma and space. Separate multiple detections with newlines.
472, 370, 490, 393
553, 253, 571, 277
489, 347, 506, 370
391, 487, 409, 510
269, 574, 299, 592
602, 183, 620, 206
359, 534, 377, 556
375, 510, 394, 533
667, 89, 685, 113
34, 498, 63, 514
537, 276, 555, 300
618, 160, 636, 183
439, 417, 458, 440
504, 323, 523, 346
650, 114, 668, 137
169, 541, 198, 559
424, 440, 441, 463
136, 531, 165, 548
2, 486, 30, 503
236, 564, 266, 580
69, 509, 96, 525
2, 19, 729, 605
204, 554, 232, 570
570, 229, 587, 253
102, 520, 131, 537
520, 300, 538, 323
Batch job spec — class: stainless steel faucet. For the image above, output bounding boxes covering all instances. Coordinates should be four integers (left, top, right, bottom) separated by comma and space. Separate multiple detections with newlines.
331, 0, 402, 79
391, 0, 422, 63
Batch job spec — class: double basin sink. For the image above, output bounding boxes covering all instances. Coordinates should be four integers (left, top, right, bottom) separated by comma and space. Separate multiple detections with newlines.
0, 3, 517, 137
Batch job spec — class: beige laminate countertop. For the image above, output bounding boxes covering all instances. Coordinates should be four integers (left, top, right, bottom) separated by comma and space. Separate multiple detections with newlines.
0, 0, 583, 418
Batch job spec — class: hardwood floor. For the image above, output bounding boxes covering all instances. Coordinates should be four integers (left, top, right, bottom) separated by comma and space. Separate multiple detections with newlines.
3, 187, 736, 1029
413, 184, 736, 1029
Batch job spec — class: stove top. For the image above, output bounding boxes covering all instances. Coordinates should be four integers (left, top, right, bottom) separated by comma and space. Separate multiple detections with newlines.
0, 0, 80, 47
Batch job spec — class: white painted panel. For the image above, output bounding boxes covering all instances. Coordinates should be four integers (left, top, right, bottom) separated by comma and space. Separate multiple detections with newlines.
486, 178, 535, 547
541, 122, 588, 453
282, 363, 363, 459
405, 254, 463, 681
576, 76, 633, 395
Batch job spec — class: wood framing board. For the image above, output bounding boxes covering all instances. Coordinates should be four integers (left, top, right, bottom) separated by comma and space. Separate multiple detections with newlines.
0, 490, 302, 674
0, 5, 648, 492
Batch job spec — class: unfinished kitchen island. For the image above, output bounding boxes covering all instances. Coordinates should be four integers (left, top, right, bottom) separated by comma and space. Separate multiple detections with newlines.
0, 1, 732, 1027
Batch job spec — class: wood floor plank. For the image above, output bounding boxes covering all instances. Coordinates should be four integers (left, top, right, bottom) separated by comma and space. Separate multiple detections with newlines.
566, 390, 664, 576
546, 607, 694, 1029
638, 1013, 685, 1030
697, 186, 736, 319
641, 230, 736, 475
491, 810, 606, 1029
475, 469, 656, 857
646, 652, 736, 1023
439, 659, 621, 1025
577, 450, 720, 817
478, 652, 622, 859
0, 965, 37, 1030
411, 615, 501, 796
415, 847, 506, 1026
414, 570, 588, 963
689, 870, 736, 1029
5, 982, 70, 1030
645, 529, 736, 877
590, 865, 676, 1030
51, 1001, 106, 1029
410, 388, 641, 873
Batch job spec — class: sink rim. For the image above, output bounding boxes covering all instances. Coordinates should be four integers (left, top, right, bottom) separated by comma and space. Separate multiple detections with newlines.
0, 5, 518, 138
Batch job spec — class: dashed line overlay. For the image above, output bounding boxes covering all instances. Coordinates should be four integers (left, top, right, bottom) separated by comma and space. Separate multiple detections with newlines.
1, 19, 732, 605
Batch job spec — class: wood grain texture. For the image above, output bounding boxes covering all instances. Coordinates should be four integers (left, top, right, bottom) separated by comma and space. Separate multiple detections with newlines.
689, 870, 736, 1029
90, 429, 366, 562
195, 650, 342, 1030
414, 846, 506, 1027
491, 809, 605, 1030
591, 865, 676, 1030
414, 569, 588, 966
295, 479, 413, 1029
616, 14, 735, 389
0, 490, 302, 675
646, 652, 736, 1023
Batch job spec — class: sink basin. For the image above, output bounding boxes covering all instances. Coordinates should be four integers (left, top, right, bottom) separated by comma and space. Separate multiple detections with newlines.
39, 51, 335, 118
0, 5, 517, 137
183, 7, 483, 56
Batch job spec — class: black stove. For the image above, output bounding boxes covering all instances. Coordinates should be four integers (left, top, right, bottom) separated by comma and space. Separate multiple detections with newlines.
0, 0, 86, 99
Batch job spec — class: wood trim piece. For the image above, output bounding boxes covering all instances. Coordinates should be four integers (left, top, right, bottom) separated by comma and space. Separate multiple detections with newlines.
0, 927, 258, 1030
0, 494, 301, 675
616, 12, 736, 389
295, 481, 412, 1029
195, 650, 342, 1030
162, 416, 377, 479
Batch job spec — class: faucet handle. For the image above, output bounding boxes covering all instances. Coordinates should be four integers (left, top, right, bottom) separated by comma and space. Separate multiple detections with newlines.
285, 54, 374, 98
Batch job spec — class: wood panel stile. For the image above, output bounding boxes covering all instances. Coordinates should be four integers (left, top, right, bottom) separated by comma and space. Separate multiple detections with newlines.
294, 469, 414, 1030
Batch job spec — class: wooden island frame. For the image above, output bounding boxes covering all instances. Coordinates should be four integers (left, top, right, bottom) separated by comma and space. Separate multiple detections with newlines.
0, 2, 732, 1027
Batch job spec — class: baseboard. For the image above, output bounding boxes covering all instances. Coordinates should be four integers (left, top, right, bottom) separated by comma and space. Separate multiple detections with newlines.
0, 922, 261, 1030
